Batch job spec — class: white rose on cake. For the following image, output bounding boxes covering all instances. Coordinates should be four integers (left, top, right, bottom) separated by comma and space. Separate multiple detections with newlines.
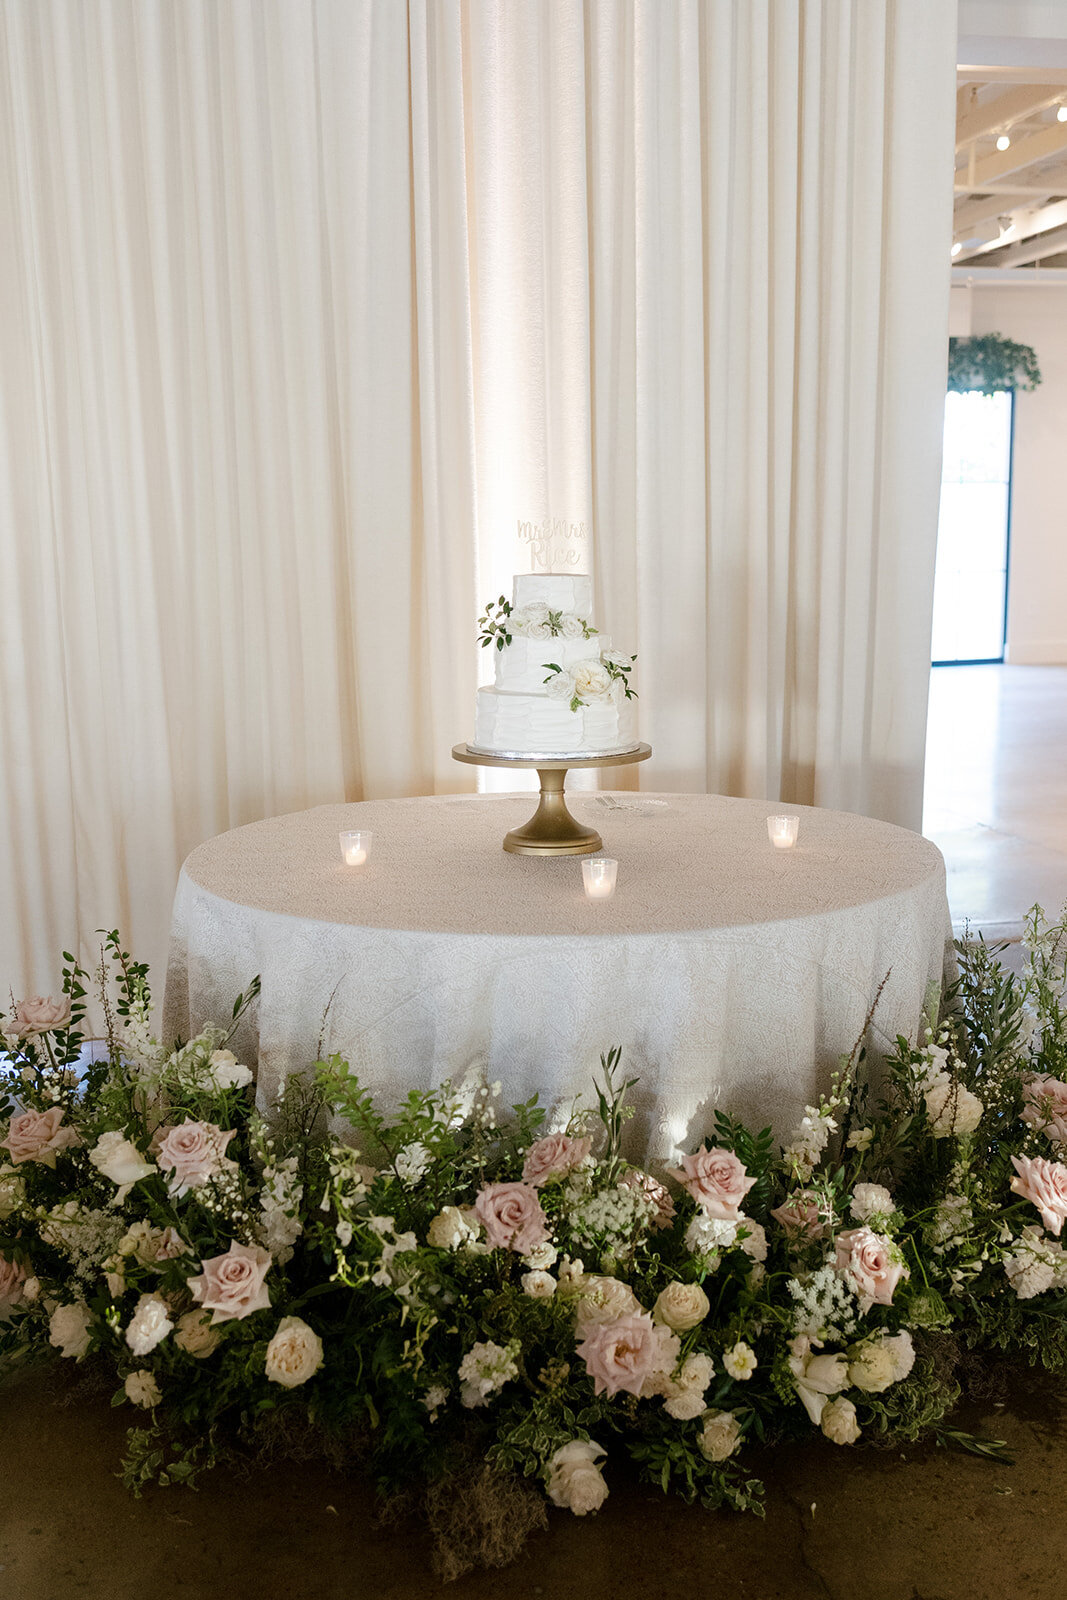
511, 602, 551, 639
571, 661, 614, 703
559, 611, 589, 638
544, 667, 578, 700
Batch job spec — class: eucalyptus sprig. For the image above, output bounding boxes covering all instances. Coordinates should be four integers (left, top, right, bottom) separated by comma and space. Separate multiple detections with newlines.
478, 597, 514, 651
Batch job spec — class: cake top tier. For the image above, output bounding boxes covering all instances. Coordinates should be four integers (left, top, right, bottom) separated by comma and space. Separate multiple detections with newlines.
512, 572, 592, 617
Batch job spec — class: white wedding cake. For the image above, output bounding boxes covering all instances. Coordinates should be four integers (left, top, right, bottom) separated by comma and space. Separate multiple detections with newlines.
470, 574, 638, 758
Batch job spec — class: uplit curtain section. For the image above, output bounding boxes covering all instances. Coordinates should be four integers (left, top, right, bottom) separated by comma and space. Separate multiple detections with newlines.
471, 0, 955, 816
0, 0, 478, 993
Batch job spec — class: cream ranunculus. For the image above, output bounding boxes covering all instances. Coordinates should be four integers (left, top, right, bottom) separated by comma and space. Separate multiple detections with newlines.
174, 1308, 222, 1358
264, 1316, 324, 1389
125, 1293, 174, 1357
545, 1440, 609, 1515
49, 1301, 93, 1361
847, 1340, 897, 1393
125, 1370, 162, 1408
89, 1131, 157, 1189
571, 660, 614, 703
699, 1409, 743, 1462
820, 1395, 861, 1444
652, 1281, 709, 1332
521, 1270, 557, 1299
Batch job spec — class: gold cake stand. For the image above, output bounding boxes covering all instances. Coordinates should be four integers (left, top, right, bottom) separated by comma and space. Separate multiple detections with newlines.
451, 743, 652, 855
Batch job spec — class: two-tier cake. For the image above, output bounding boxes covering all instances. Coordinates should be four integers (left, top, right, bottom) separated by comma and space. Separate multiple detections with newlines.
469, 574, 638, 759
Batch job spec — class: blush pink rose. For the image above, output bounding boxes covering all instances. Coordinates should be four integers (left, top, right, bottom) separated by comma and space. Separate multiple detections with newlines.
577, 1311, 661, 1397
771, 1190, 826, 1243
671, 1146, 755, 1220
620, 1169, 677, 1230
1, 1107, 80, 1167
1010, 1154, 1067, 1235
0, 1253, 27, 1314
12, 995, 71, 1036
1021, 1077, 1067, 1145
521, 1134, 592, 1187
473, 1181, 549, 1254
189, 1240, 272, 1325
833, 1226, 905, 1312
156, 1121, 236, 1196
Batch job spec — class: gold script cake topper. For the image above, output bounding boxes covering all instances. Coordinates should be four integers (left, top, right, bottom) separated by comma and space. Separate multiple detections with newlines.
517, 517, 587, 572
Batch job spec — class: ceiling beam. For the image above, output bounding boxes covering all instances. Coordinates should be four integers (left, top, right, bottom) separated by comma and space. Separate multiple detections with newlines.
955, 192, 1039, 238
956, 84, 1066, 149
975, 222, 1067, 269
959, 66, 1067, 86
957, 120, 1067, 192
956, 197, 1067, 262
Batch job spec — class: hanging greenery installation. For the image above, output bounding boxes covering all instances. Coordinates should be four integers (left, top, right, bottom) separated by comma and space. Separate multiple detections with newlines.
948, 333, 1041, 396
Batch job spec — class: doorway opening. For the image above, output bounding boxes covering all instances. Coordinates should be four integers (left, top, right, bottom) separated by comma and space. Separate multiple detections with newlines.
930, 389, 1013, 666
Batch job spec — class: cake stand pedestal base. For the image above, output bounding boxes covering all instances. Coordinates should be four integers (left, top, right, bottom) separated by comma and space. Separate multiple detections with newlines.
451, 744, 652, 855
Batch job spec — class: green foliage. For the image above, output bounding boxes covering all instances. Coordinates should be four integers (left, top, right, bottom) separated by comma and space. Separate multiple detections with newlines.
948, 333, 1041, 395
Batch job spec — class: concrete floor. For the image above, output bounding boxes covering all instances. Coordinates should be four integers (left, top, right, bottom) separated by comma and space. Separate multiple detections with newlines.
1, 1364, 1065, 1600
924, 663, 1067, 938
3, 663, 1067, 1598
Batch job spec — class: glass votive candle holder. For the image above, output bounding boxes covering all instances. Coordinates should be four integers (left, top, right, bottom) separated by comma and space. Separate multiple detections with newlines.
582, 857, 618, 900
339, 829, 373, 867
767, 815, 800, 850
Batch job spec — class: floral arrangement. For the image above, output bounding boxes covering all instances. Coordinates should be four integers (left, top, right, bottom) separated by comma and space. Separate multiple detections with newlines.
542, 649, 637, 712
478, 596, 597, 651
3, 912, 1067, 1578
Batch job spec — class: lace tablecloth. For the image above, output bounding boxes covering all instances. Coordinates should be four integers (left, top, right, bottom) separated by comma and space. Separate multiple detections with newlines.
163, 793, 952, 1156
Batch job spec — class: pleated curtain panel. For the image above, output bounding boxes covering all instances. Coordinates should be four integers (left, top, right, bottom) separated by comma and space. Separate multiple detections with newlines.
0, 0, 957, 996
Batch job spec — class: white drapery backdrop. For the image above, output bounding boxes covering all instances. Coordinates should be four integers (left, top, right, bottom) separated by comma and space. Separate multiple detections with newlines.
0, 0, 956, 996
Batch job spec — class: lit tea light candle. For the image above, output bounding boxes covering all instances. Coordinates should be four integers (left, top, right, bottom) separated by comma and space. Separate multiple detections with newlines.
339, 829, 373, 867
767, 815, 800, 849
582, 857, 618, 900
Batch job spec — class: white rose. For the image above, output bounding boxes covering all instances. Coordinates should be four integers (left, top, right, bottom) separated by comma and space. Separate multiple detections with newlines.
848, 1340, 897, 1393
559, 611, 588, 639
544, 667, 577, 701
511, 602, 551, 639
207, 1049, 253, 1092
265, 1315, 325, 1389
925, 1081, 984, 1138
820, 1395, 861, 1444
521, 1269, 557, 1298
599, 647, 631, 670
174, 1308, 221, 1358
663, 1388, 707, 1420
737, 1218, 768, 1262
545, 1439, 609, 1515
427, 1205, 479, 1251
571, 661, 614, 703
48, 1301, 92, 1361
125, 1293, 174, 1357
850, 1183, 894, 1223
125, 1370, 162, 1408
652, 1281, 709, 1332
523, 1240, 558, 1271
699, 1409, 743, 1462
89, 1131, 157, 1189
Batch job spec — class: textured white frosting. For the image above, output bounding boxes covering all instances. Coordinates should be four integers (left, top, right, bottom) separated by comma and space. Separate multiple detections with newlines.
472, 686, 637, 756
512, 573, 592, 614
495, 634, 599, 693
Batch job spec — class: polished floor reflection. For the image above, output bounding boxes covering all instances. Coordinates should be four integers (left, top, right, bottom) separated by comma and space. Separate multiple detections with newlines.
923, 663, 1067, 936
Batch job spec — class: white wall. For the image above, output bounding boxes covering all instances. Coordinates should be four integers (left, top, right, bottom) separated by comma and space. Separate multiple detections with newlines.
962, 286, 1067, 663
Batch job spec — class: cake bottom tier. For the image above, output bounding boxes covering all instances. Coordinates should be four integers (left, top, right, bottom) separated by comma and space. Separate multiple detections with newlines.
472, 687, 637, 757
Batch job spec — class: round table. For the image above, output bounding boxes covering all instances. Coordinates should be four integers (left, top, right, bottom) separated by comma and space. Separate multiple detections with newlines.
162, 793, 953, 1158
